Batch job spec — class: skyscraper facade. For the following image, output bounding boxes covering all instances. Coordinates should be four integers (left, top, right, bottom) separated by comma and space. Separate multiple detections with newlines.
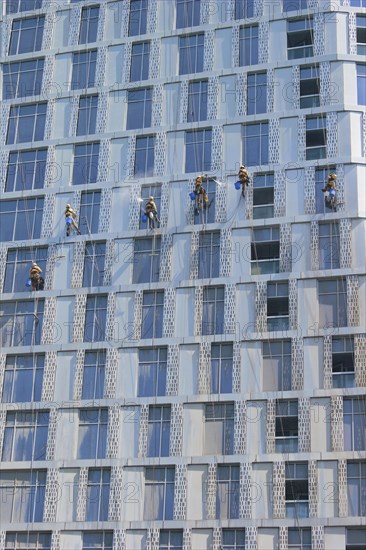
0, 0, 365, 549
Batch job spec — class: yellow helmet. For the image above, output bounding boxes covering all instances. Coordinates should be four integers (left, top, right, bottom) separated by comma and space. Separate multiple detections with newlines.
66, 203, 71, 208
148, 196, 154, 200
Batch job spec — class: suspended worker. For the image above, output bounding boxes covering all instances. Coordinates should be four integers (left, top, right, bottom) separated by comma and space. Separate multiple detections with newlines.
29, 261, 42, 291
65, 204, 81, 236
238, 165, 250, 197
145, 196, 160, 229
322, 173, 337, 210
194, 175, 209, 212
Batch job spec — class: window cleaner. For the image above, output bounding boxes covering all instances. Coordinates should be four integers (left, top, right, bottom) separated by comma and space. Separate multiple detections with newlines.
65, 204, 81, 236
145, 196, 160, 229
190, 175, 209, 214
237, 164, 250, 197
29, 261, 42, 291
322, 173, 337, 210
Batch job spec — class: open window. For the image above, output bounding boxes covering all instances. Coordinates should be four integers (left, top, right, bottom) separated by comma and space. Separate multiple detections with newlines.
253, 173, 274, 219
332, 337, 355, 388
267, 282, 289, 331
275, 400, 298, 452
251, 227, 279, 274
285, 462, 309, 518
287, 18, 313, 60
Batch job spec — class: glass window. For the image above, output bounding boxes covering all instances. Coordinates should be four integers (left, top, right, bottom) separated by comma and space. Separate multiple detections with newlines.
267, 281, 289, 331
130, 41, 150, 82
216, 464, 240, 519
318, 278, 347, 328
6, 103, 47, 145
287, 18, 314, 60
138, 347, 167, 397
133, 237, 161, 284
77, 95, 98, 136
253, 173, 274, 219
126, 88, 152, 130
5, 532, 51, 550
211, 343, 233, 394
128, 0, 148, 36
344, 398, 366, 451
247, 72, 267, 115
251, 226, 279, 274
263, 340, 292, 391
84, 295, 108, 342
319, 222, 340, 269
357, 64, 366, 105
283, 0, 308, 11
9, 16, 45, 55
0, 198, 44, 243
235, 0, 255, 19
300, 66, 320, 108
4, 247, 47, 294
82, 532, 113, 550
239, 25, 258, 66
159, 530, 183, 550
222, 529, 246, 550
306, 115, 326, 160
356, 15, 366, 55
78, 409, 108, 459
275, 399, 298, 452
144, 467, 175, 520
82, 350, 106, 400
332, 336, 355, 389
198, 231, 220, 279
242, 122, 269, 166
202, 286, 225, 335
285, 462, 309, 518
3, 59, 44, 100
83, 241, 106, 287
205, 403, 234, 455
139, 184, 162, 228
5, 149, 47, 192
147, 405, 171, 457
79, 190, 101, 234
187, 80, 208, 122
6, 0, 43, 13
0, 471, 46, 524
350, 0, 366, 5
2, 354, 44, 403
347, 461, 366, 516
71, 50, 97, 90
79, 6, 100, 44
0, 299, 44, 347
72, 142, 100, 185
85, 468, 110, 521
185, 128, 212, 173
179, 33, 204, 75
288, 528, 311, 550
346, 527, 366, 550
134, 135, 155, 176
2, 410, 49, 462
141, 290, 164, 339
176, 0, 200, 29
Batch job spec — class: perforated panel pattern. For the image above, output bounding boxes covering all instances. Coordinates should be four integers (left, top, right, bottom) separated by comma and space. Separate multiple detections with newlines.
44, 99, 55, 141
41, 55, 55, 96
291, 337, 304, 391
349, 12, 357, 54
298, 114, 306, 161
98, 188, 113, 233
72, 293, 87, 343
224, 283, 236, 335
106, 292, 116, 342
215, 177, 227, 223
104, 348, 119, 399
207, 76, 219, 120
180, 79, 189, 123
128, 177, 141, 230
314, 13, 325, 55
170, 403, 183, 456
198, 341, 211, 394
71, 241, 86, 289
163, 288, 176, 338
76, 467, 88, 522
292, 65, 300, 109
173, 464, 187, 520
236, 73, 247, 116
299, 397, 311, 452
152, 84, 163, 128
41, 194, 56, 239
331, 395, 344, 452
42, 352, 58, 402
347, 275, 359, 327
311, 526, 324, 550
269, 118, 280, 164
133, 289, 143, 341
274, 170, 286, 217
45, 407, 58, 461
167, 344, 179, 396
206, 463, 217, 519
326, 112, 338, 158
256, 281, 267, 332
190, 231, 200, 280
323, 335, 333, 390
232, 25, 240, 67
310, 221, 319, 271
289, 278, 298, 330
154, 132, 167, 177
138, 404, 148, 458
340, 218, 352, 269
319, 62, 331, 105
149, 38, 160, 80
272, 461, 285, 519
43, 468, 59, 522
266, 399, 276, 454
204, 30, 215, 71
41, 297, 57, 345
233, 341, 241, 393
96, 93, 109, 135
194, 286, 203, 336
113, 530, 126, 550
239, 461, 252, 519
338, 459, 348, 517
355, 334, 366, 387
234, 401, 247, 454
304, 166, 316, 214
220, 228, 232, 278
73, 349, 85, 400
280, 223, 292, 272
109, 469, 124, 522
211, 126, 223, 172
107, 404, 120, 459
309, 460, 318, 518
95, 47, 107, 88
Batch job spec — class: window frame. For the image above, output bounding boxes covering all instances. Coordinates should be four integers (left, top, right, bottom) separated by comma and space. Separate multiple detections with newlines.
267, 281, 290, 331
318, 278, 347, 328
251, 226, 280, 275
242, 121, 269, 167
198, 231, 220, 279
77, 408, 108, 459
4, 246, 47, 294
202, 285, 225, 335
2, 354, 44, 404
72, 142, 100, 185
128, 0, 148, 37
5, 148, 47, 193
71, 50, 97, 91
185, 128, 212, 173
6, 103, 47, 145
144, 466, 175, 520
187, 79, 208, 122
134, 135, 155, 176
300, 65, 320, 108
141, 290, 164, 339
138, 347, 167, 397
247, 71, 267, 115
133, 237, 161, 284
2, 410, 49, 462
204, 402, 234, 455
305, 115, 326, 160
0, 299, 44, 347
9, 15, 45, 56
2, 58, 44, 100
285, 462, 309, 518
287, 18, 314, 60
0, 470, 46, 524
211, 342, 233, 394
253, 172, 274, 219
239, 24, 259, 66
130, 41, 150, 82
318, 222, 340, 270
179, 33, 204, 75
82, 241, 106, 288
263, 340, 292, 391
79, 5, 100, 45
275, 399, 299, 452
126, 88, 153, 130
332, 336, 355, 389
81, 350, 106, 400
79, 190, 101, 234
84, 294, 108, 342
85, 468, 111, 522
147, 404, 171, 457
216, 464, 240, 519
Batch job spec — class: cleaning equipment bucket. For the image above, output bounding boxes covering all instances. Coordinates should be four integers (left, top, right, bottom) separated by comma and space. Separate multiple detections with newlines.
142, 214, 148, 223
234, 181, 241, 190
189, 192, 196, 200
66, 217, 72, 224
